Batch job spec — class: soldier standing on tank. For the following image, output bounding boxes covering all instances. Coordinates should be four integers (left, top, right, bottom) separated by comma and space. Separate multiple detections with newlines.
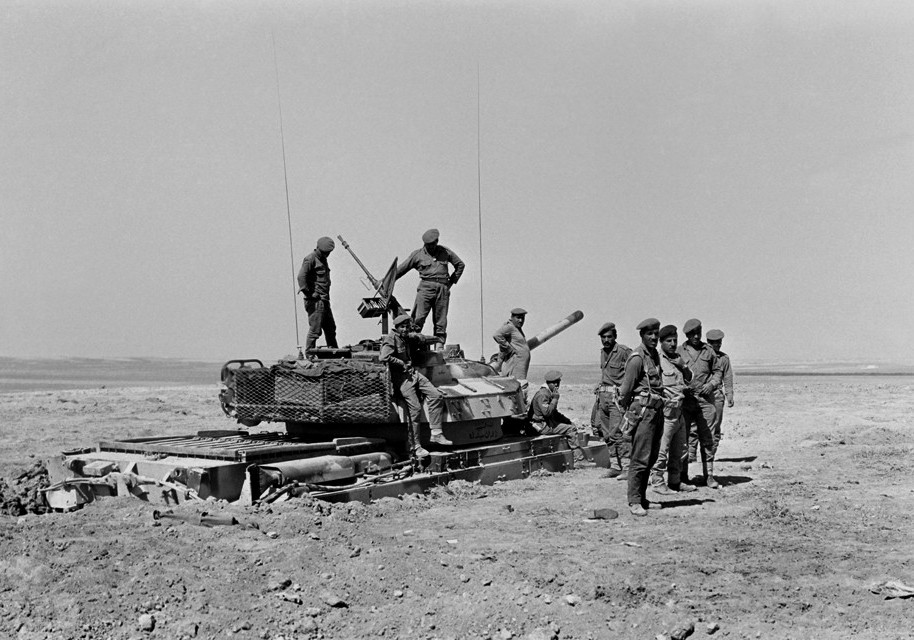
649, 324, 698, 495
395, 228, 465, 345
618, 318, 665, 517
380, 313, 452, 457
493, 308, 531, 380
297, 236, 338, 352
592, 322, 633, 479
706, 329, 734, 460
679, 318, 722, 489
528, 370, 584, 460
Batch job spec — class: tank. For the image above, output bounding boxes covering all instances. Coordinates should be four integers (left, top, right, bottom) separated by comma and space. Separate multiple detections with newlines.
219, 314, 581, 455
218, 237, 584, 458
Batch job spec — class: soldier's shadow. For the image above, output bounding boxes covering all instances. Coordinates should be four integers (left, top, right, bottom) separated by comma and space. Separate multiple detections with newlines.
714, 474, 753, 487
655, 497, 716, 509
715, 455, 757, 463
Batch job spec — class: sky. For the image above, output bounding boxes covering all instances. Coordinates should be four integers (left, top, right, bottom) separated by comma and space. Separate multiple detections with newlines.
2, 0, 913, 366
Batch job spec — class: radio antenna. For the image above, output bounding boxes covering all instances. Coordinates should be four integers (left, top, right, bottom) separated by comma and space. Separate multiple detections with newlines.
271, 32, 303, 358
476, 63, 485, 361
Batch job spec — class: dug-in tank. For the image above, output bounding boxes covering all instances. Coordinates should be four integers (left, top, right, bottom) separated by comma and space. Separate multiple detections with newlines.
220, 315, 579, 456
219, 237, 583, 457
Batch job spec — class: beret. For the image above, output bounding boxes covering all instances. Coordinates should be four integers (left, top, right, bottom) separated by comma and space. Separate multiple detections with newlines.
422, 228, 440, 243
636, 317, 660, 332
706, 329, 725, 341
683, 318, 702, 335
510, 307, 528, 316
393, 313, 412, 326
544, 370, 562, 382
659, 324, 677, 340
597, 322, 616, 336
316, 236, 335, 252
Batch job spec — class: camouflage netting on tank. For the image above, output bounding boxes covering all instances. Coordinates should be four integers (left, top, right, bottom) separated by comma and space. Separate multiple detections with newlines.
231, 360, 392, 423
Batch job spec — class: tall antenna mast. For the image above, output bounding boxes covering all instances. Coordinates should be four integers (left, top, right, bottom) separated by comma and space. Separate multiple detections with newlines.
476, 63, 485, 361
272, 32, 303, 357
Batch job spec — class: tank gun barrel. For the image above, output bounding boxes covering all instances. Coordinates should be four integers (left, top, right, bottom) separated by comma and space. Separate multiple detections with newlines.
527, 310, 584, 350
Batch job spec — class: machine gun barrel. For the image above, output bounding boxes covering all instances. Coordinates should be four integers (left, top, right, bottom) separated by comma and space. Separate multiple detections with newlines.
337, 235, 381, 289
527, 310, 584, 350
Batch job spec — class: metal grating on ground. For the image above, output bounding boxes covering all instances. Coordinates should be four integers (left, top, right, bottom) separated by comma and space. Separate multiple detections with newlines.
97, 433, 385, 463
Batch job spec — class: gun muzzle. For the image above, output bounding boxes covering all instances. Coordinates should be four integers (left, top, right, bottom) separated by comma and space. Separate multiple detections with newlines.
526, 310, 584, 350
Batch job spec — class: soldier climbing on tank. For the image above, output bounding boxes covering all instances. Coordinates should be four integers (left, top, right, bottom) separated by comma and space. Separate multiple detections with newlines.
380, 313, 453, 458
395, 228, 465, 345
297, 236, 338, 352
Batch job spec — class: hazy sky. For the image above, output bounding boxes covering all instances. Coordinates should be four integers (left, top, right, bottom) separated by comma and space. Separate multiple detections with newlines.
2, 0, 913, 365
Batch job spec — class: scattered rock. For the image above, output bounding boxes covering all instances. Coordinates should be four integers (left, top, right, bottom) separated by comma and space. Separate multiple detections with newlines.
706, 621, 720, 634
349, 546, 361, 558
460, 574, 470, 583
320, 591, 348, 608
393, 590, 404, 598
304, 607, 322, 617
670, 621, 695, 640
267, 577, 292, 592
590, 508, 619, 520
137, 613, 155, 632
266, 531, 279, 539
524, 627, 557, 640
298, 618, 318, 632
564, 594, 580, 606
497, 629, 513, 640
277, 592, 302, 605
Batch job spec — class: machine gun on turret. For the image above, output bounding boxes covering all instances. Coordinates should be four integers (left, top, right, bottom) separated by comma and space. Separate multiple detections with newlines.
337, 235, 406, 332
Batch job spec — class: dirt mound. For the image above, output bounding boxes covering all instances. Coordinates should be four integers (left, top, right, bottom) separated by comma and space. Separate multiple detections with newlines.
0, 460, 50, 516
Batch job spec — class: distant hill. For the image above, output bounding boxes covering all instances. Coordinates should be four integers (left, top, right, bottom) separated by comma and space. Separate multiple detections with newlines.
2, 356, 912, 394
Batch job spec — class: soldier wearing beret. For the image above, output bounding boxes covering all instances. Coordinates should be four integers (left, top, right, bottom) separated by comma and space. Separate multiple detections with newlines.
297, 236, 339, 352
706, 329, 734, 462
395, 228, 465, 345
679, 319, 722, 489
591, 322, 633, 479
528, 370, 584, 459
649, 325, 698, 494
617, 318, 665, 516
380, 313, 451, 458
493, 308, 532, 383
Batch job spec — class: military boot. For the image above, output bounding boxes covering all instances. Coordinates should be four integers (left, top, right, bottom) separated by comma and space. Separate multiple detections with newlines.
615, 457, 630, 481
649, 473, 674, 495
429, 427, 453, 447
409, 421, 429, 459
705, 461, 720, 489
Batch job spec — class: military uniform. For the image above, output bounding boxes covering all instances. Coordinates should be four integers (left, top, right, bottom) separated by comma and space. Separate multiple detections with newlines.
679, 319, 722, 487
528, 371, 582, 457
297, 238, 338, 352
395, 230, 465, 342
618, 320, 665, 513
379, 325, 446, 453
707, 329, 734, 457
595, 337, 632, 473
650, 328, 693, 491
493, 315, 531, 381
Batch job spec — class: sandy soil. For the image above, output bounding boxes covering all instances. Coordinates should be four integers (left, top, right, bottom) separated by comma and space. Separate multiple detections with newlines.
1, 376, 913, 640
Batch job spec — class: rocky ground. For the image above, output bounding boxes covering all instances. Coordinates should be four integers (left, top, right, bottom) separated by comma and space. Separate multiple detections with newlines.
1, 376, 913, 640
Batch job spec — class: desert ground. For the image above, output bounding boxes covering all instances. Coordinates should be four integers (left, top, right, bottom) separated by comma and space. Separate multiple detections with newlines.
1, 367, 913, 640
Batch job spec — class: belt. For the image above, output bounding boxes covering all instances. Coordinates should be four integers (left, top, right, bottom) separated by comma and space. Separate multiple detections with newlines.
420, 277, 450, 284
597, 384, 619, 392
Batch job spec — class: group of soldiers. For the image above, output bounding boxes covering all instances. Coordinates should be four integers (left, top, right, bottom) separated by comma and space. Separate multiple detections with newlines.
590, 318, 734, 516
296, 231, 735, 517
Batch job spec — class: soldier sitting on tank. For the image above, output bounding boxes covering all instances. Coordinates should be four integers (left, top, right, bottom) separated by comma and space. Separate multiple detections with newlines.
528, 370, 584, 460
380, 313, 453, 458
